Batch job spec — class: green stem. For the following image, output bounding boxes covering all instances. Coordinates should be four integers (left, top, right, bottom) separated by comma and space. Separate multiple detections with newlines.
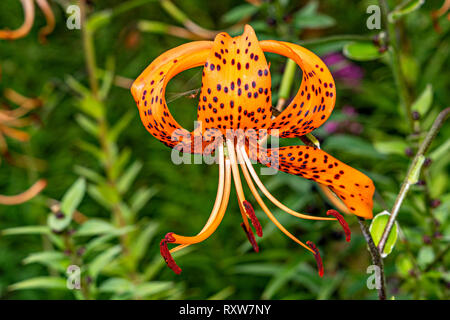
160, 0, 189, 24
276, 58, 297, 111
357, 218, 387, 300
80, 0, 99, 99
378, 107, 450, 252
298, 34, 373, 47
379, 0, 413, 131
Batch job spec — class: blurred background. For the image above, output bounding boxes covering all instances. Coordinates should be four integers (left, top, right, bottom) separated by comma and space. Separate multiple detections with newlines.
0, 0, 448, 300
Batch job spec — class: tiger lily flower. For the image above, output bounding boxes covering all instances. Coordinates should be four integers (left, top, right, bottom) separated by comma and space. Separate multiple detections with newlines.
131, 25, 375, 276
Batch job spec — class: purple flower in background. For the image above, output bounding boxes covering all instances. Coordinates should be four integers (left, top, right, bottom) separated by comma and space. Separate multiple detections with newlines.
324, 105, 363, 135
322, 52, 364, 88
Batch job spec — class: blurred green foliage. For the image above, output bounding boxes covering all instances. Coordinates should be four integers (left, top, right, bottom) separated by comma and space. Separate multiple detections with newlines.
0, 0, 448, 300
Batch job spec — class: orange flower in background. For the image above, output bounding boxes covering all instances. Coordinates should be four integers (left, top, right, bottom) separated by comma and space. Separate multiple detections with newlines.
131, 25, 375, 275
0, 0, 55, 43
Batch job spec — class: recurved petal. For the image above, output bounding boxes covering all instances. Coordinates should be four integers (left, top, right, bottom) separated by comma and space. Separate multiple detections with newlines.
260, 40, 336, 138
253, 144, 374, 218
131, 41, 212, 151
198, 25, 272, 137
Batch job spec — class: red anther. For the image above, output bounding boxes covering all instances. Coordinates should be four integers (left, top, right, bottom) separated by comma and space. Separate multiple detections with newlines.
243, 200, 263, 237
159, 232, 182, 274
327, 209, 351, 242
240, 223, 259, 253
307, 241, 324, 277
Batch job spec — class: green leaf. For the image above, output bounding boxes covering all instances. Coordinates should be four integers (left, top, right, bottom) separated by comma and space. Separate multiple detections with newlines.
75, 114, 99, 137
222, 4, 259, 24
2, 226, 50, 236
297, 1, 318, 16
86, 9, 113, 31
74, 165, 105, 184
88, 245, 122, 279
117, 160, 142, 194
23, 251, 69, 272
373, 140, 409, 156
262, 262, 300, 299
48, 178, 86, 232
99, 278, 134, 294
130, 187, 157, 213
83, 228, 134, 256
294, 14, 335, 29
87, 183, 120, 208
293, 1, 335, 29
23, 251, 67, 265
77, 140, 105, 161
131, 222, 159, 262
396, 254, 414, 277
417, 247, 435, 269
343, 41, 384, 61
74, 219, 117, 237
389, 0, 425, 22
134, 281, 173, 298
77, 94, 105, 119
411, 84, 433, 116
110, 148, 131, 180
107, 112, 134, 143
322, 134, 385, 159
9, 277, 67, 291
369, 211, 398, 257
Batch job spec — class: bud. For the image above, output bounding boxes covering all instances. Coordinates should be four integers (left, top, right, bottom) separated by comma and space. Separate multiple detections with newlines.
405, 147, 414, 157
76, 247, 86, 256
378, 45, 388, 53
266, 17, 276, 26
412, 111, 420, 120
422, 235, 432, 245
424, 158, 432, 167
430, 199, 441, 208
416, 180, 425, 186
55, 211, 65, 219
433, 232, 443, 239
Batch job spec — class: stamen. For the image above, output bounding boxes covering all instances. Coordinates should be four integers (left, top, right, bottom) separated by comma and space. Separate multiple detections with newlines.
170, 156, 231, 253
306, 241, 324, 277
243, 200, 263, 237
327, 209, 351, 242
236, 146, 314, 254
238, 145, 335, 222
241, 223, 259, 252
160, 233, 182, 274
226, 140, 250, 230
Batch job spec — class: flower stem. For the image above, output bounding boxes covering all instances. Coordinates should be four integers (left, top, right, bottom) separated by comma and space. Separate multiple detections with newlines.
378, 107, 450, 252
298, 34, 373, 47
357, 217, 387, 300
379, 0, 413, 131
276, 58, 297, 111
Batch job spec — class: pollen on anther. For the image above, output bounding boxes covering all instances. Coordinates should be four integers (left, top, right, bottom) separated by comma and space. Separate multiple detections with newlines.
307, 241, 323, 277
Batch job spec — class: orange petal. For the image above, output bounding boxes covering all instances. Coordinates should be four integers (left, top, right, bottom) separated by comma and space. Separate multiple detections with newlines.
0, 0, 35, 40
260, 40, 336, 137
256, 145, 374, 219
131, 41, 212, 152
198, 25, 272, 135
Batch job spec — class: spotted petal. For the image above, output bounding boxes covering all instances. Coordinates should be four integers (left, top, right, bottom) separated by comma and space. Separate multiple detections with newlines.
198, 25, 272, 138
131, 41, 212, 152
260, 40, 336, 138
252, 144, 374, 218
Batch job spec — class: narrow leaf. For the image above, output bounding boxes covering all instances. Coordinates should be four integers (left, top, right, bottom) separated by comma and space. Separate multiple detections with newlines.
369, 211, 398, 257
